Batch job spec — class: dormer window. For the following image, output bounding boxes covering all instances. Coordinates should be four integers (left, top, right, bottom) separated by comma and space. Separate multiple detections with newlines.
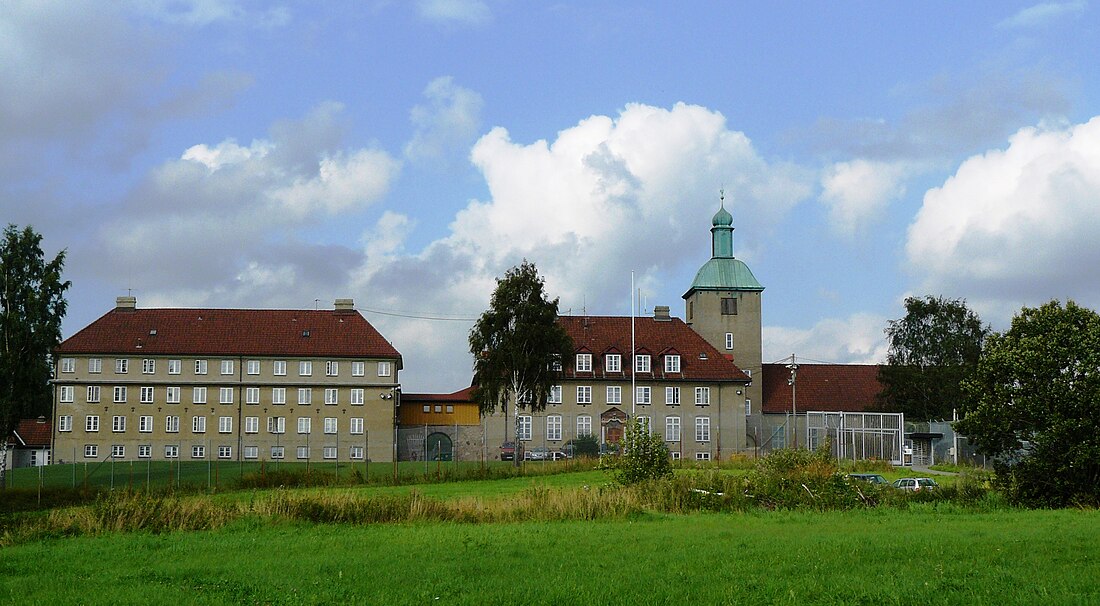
576, 353, 592, 372
665, 354, 681, 373
635, 354, 651, 373
605, 354, 621, 373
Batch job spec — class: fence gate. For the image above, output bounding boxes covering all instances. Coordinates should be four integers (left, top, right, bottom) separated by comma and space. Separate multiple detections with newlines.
806, 411, 905, 466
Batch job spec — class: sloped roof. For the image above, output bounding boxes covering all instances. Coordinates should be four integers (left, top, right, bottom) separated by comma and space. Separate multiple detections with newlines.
760, 364, 883, 414
684, 257, 764, 295
402, 386, 476, 403
57, 306, 402, 360
11, 418, 52, 448
559, 315, 750, 382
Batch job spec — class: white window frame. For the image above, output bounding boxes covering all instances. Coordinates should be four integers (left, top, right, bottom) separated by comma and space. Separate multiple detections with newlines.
219, 387, 234, 404
192, 416, 206, 434
58, 415, 73, 432
377, 361, 391, 377
60, 358, 75, 373
665, 355, 681, 373
350, 417, 364, 435
695, 416, 711, 442
165, 445, 179, 459
86, 415, 99, 432
142, 359, 155, 375
665, 416, 681, 442
166, 386, 180, 404
115, 358, 128, 374
605, 354, 621, 372
299, 360, 312, 376
297, 388, 312, 406
326, 360, 339, 377
139, 415, 153, 433
606, 385, 621, 404
244, 446, 258, 460
297, 417, 311, 435
86, 385, 100, 403
325, 388, 338, 405
88, 358, 102, 374
168, 359, 182, 375
84, 444, 98, 458
636, 386, 651, 406
547, 414, 562, 441
268, 416, 286, 434
112, 445, 125, 458
245, 387, 260, 405
244, 416, 259, 434
349, 446, 364, 460
59, 385, 74, 403
195, 359, 208, 375
138, 445, 152, 458
517, 415, 532, 441
548, 385, 562, 404
272, 387, 286, 405
323, 446, 337, 460
577, 385, 592, 405
350, 388, 364, 405
165, 416, 180, 433
324, 417, 338, 434
725, 332, 734, 350
352, 361, 365, 376
271, 446, 284, 459
695, 387, 710, 406
246, 360, 260, 375
112, 415, 126, 432
666, 386, 680, 406
635, 354, 651, 373
113, 386, 127, 403
696, 451, 712, 461
638, 415, 651, 433
575, 353, 592, 372
745, 398, 752, 416
577, 415, 592, 437
140, 386, 154, 403
220, 360, 234, 375
218, 416, 233, 434
193, 386, 207, 404
273, 360, 287, 376
218, 446, 232, 459
192, 445, 205, 459
296, 446, 310, 460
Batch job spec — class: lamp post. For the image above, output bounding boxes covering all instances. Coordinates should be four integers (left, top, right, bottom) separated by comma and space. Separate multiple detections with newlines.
786, 354, 799, 449
383, 387, 400, 483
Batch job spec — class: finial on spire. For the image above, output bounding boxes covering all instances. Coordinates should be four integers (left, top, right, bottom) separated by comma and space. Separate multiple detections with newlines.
719, 188, 725, 208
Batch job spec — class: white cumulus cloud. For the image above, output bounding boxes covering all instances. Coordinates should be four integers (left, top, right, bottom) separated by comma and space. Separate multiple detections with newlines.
763, 313, 889, 366
820, 159, 909, 236
404, 76, 484, 162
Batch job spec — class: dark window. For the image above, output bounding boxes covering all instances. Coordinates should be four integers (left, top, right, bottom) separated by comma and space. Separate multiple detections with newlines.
721, 297, 738, 315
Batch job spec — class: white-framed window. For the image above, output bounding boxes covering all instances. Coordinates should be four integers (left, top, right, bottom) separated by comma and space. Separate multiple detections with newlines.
112, 444, 125, 458
577, 415, 592, 436
195, 359, 207, 375
272, 387, 286, 405
352, 361, 365, 376
220, 360, 234, 375
113, 386, 127, 403
218, 446, 232, 459
323, 446, 337, 460
377, 361, 391, 377
164, 445, 179, 459
349, 446, 364, 460
350, 388, 364, 405
548, 385, 562, 404
665, 355, 681, 373
86, 415, 99, 432
112, 415, 126, 432
695, 387, 710, 406
606, 386, 621, 404
88, 358, 102, 374
696, 451, 712, 461
246, 387, 259, 405
547, 415, 562, 441
193, 386, 207, 404
139, 415, 153, 433
84, 444, 98, 458
271, 446, 284, 459
165, 416, 180, 433
115, 358, 129, 374
551, 355, 562, 372
299, 360, 312, 376
665, 416, 681, 442
605, 354, 621, 372
168, 359, 182, 375
434, 405, 443, 413
635, 354, 651, 373
138, 445, 151, 458
695, 416, 711, 442
60, 358, 75, 373
142, 359, 155, 374
192, 445, 205, 459
192, 416, 206, 434
273, 360, 287, 376
324, 417, 338, 434
219, 387, 234, 404
422, 405, 430, 413
140, 386, 154, 403
666, 386, 680, 406
725, 332, 734, 350
636, 386, 651, 406
745, 399, 752, 416
58, 415, 73, 432
575, 353, 592, 372
60, 385, 74, 403
350, 417, 364, 435
81, 385, 97, 403
218, 416, 232, 433
268, 416, 285, 434
297, 417, 311, 434
671, 451, 681, 461
166, 386, 180, 404
577, 385, 592, 405
297, 388, 312, 406
296, 446, 309, 460
244, 416, 259, 434
325, 388, 338, 405
243, 446, 258, 460
638, 415, 651, 433
517, 415, 532, 441
246, 360, 260, 375
326, 360, 339, 377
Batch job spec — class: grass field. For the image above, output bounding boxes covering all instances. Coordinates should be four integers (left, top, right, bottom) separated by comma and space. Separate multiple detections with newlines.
1, 507, 1096, 605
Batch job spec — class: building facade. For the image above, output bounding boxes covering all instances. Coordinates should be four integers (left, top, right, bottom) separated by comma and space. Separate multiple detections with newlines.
398, 387, 484, 461
52, 298, 402, 463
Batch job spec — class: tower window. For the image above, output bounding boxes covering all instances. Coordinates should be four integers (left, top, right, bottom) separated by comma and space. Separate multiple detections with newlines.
725, 332, 734, 350
721, 298, 738, 315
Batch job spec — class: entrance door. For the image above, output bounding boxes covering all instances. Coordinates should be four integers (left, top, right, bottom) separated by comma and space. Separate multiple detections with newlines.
426, 432, 453, 461
605, 420, 623, 445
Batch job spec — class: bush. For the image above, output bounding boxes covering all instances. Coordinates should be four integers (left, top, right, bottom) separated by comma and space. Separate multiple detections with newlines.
565, 434, 600, 458
602, 418, 671, 485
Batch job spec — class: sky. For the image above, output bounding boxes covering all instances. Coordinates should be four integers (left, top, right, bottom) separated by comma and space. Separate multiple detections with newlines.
4, 1, 1100, 393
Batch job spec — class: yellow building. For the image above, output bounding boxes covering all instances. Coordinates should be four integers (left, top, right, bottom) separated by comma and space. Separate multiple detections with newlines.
52, 297, 402, 463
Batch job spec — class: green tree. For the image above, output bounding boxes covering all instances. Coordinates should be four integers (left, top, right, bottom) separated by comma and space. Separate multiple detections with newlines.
469, 261, 573, 466
1, 225, 70, 487
877, 296, 989, 420
604, 418, 672, 485
956, 300, 1100, 507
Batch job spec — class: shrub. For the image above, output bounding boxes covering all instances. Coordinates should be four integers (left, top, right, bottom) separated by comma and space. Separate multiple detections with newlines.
602, 418, 672, 485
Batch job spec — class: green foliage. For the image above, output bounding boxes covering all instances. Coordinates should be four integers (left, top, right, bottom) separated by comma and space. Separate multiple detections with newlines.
878, 295, 988, 420
957, 300, 1100, 507
565, 433, 599, 458
603, 418, 672, 485
468, 261, 574, 416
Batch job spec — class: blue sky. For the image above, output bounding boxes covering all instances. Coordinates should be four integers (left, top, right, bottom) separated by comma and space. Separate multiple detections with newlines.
4, 1, 1100, 392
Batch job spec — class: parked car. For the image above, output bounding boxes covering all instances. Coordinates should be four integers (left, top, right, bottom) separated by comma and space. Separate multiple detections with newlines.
550, 450, 570, 461
892, 477, 939, 492
524, 446, 550, 461
500, 441, 516, 461
847, 473, 890, 485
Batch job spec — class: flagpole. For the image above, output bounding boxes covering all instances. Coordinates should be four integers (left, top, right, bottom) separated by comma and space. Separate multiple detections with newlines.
631, 271, 636, 419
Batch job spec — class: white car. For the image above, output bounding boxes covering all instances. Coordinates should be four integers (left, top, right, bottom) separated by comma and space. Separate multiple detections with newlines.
892, 477, 939, 492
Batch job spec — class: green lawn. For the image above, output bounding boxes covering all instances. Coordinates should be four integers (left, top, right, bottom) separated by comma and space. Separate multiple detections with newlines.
1, 507, 1096, 605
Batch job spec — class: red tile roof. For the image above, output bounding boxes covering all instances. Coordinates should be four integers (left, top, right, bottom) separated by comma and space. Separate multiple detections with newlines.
559, 316, 750, 382
57, 307, 401, 360
760, 364, 883, 414
402, 386, 476, 403
10, 418, 52, 447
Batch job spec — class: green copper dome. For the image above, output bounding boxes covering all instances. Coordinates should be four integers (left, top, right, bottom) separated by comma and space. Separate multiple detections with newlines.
712, 205, 733, 227
684, 257, 764, 295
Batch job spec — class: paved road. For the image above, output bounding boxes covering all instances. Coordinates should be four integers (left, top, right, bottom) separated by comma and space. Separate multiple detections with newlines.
910, 465, 958, 476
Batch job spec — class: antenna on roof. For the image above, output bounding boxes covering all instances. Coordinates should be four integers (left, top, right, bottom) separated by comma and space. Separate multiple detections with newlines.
314, 298, 320, 310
